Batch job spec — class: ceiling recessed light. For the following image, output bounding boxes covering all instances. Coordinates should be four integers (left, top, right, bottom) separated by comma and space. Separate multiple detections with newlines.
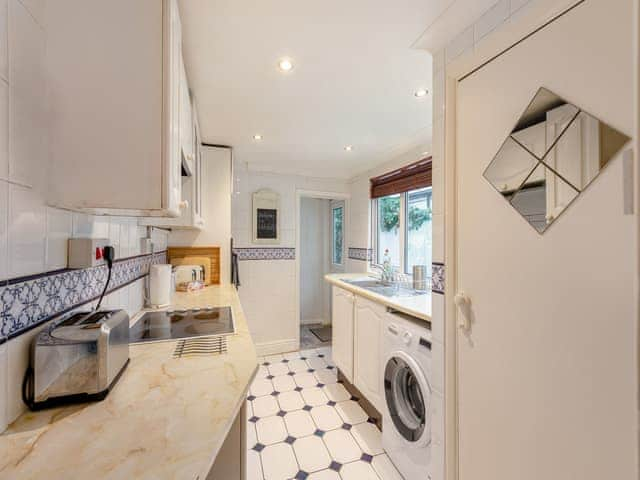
253, 134, 263, 141
414, 89, 429, 98
344, 145, 353, 152
278, 58, 294, 72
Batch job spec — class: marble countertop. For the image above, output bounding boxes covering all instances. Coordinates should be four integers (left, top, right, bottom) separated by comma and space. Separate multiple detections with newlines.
325, 273, 432, 322
0, 285, 258, 480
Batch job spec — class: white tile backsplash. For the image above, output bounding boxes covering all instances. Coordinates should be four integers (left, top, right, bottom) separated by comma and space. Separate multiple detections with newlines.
0, 342, 6, 432
8, 183, 45, 277
0, 180, 6, 280
72, 212, 94, 237
108, 218, 121, 258
0, 80, 8, 180
93, 216, 110, 240
45, 206, 71, 270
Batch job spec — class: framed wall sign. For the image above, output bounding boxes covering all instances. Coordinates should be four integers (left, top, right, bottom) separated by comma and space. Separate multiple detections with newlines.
252, 189, 280, 244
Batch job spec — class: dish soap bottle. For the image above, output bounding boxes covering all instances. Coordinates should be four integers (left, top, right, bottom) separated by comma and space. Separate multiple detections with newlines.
382, 249, 393, 285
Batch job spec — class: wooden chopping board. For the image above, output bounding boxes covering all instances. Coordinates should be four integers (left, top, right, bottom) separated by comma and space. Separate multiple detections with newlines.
167, 246, 221, 285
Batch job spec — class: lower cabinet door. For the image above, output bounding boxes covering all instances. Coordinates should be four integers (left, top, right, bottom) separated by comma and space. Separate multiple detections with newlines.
354, 297, 384, 412
331, 286, 354, 382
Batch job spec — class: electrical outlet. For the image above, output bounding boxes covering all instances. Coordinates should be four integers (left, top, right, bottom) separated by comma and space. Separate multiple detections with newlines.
68, 238, 110, 268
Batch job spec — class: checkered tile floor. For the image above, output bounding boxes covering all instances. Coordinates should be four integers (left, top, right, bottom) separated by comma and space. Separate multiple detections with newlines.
246, 347, 403, 480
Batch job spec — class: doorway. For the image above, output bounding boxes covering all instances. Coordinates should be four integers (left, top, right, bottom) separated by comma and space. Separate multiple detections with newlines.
296, 191, 349, 350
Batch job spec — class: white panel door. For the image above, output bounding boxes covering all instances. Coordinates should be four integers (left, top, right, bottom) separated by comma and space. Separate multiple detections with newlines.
353, 297, 383, 411
331, 286, 354, 382
454, 2, 636, 480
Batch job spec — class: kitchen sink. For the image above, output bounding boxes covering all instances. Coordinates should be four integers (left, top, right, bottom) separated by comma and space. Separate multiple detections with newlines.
342, 278, 426, 298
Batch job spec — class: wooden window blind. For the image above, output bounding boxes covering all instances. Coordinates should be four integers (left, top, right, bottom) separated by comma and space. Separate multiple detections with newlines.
369, 157, 432, 198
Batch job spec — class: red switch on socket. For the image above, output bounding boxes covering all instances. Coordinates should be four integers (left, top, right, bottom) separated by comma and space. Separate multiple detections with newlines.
95, 247, 103, 260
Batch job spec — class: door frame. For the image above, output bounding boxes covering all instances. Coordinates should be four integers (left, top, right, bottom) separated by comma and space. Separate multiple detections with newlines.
295, 189, 351, 350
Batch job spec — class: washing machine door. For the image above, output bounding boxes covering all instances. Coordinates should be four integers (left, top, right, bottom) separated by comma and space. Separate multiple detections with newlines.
384, 350, 431, 446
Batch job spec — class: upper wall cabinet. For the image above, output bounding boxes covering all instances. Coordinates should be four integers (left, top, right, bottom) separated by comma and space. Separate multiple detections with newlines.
46, 0, 185, 217
139, 89, 204, 230
8, 0, 46, 191
180, 61, 195, 176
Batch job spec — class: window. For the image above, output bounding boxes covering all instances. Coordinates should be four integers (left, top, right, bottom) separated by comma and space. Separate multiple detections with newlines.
373, 188, 432, 274
332, 206, 344, 265
370, 157, 433, 277
405, 188, 432, 274
375, 194, 401, 268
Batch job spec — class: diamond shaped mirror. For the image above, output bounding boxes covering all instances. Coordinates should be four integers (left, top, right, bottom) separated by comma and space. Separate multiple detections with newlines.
484, 87, 631, 233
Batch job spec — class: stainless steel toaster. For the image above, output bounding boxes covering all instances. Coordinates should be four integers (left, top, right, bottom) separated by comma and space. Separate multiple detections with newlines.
23, 309, 130, 410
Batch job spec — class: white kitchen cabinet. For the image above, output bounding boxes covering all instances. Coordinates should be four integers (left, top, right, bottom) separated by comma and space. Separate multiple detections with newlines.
331, 286, 355, 382
46, 0, 184, 217
353, 296, 384, 411
9, 0, 46, 190
191, 102, 204, 226
179, 59, 195, 175
139, 93, 204, 230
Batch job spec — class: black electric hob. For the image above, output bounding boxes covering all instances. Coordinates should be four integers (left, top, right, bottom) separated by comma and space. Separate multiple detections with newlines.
129, 307, 234, 344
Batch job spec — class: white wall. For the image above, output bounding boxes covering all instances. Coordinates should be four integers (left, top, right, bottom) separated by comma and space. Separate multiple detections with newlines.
300, 197, 331, 325
169, 146, 232, 284
231, 160, 349, 353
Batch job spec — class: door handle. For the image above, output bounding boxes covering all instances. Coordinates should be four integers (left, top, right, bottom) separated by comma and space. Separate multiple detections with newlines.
454, 292, 472, 333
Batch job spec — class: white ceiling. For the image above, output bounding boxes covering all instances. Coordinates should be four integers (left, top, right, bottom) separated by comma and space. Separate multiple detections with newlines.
178, 0, 447, 179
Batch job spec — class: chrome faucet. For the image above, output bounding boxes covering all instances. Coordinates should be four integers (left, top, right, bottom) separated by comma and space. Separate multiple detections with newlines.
370, 263, 394, 285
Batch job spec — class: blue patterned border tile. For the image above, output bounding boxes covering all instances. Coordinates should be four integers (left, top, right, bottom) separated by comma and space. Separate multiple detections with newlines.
347, 248, 372, 262
0, 251, 167, 341
432, 262, 445, 295
234, 248, 295, 261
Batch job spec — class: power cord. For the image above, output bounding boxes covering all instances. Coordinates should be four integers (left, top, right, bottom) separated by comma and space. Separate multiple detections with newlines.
95, 246, 115, 311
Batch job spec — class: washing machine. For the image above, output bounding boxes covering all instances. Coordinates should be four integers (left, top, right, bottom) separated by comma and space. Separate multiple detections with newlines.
381, 309, 432, 480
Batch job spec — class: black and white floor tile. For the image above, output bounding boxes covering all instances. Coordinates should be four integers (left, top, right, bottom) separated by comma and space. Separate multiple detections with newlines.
246, 347, 403, 480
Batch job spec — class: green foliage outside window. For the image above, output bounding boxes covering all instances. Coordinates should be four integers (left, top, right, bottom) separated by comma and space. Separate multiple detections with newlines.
333, 207, 343, 264
378, 195, 431, 233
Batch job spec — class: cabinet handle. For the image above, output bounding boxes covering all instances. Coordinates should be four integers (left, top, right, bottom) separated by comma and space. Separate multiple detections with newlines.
179, 200, 189, 210
454, 291, 472, 333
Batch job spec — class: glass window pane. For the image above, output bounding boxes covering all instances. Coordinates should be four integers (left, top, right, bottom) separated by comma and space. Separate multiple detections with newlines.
405, 187, 432, 274
332, 206, 343, 265
376, 194, 401, 268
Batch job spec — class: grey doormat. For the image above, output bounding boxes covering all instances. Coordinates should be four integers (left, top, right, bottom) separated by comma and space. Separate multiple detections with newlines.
310, 325, 332, 342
